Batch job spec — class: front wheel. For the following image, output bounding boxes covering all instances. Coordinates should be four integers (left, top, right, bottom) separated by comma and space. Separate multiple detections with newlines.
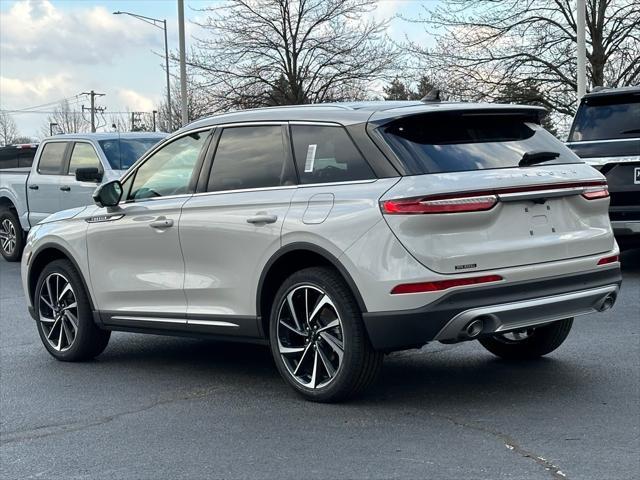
0, 208, 24, 262
269, 267, 382, 402
35, 259, 110, 361
478, 318, 573, 360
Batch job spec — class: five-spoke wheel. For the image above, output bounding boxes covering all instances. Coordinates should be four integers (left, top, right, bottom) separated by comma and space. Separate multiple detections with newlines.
0, 209, 23, 262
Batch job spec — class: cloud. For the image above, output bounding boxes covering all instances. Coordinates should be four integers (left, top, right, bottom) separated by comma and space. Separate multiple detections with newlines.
117, 89, 155, 112
0, 74, 73, 104
0, 0, 158, 64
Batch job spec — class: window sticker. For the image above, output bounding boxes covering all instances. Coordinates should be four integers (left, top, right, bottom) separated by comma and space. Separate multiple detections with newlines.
304, 144, 317, 172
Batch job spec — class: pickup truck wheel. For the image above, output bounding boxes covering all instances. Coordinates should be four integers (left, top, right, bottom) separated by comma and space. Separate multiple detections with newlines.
269, 267, 383, 403
0, 209, 24, 262
478, 318, 573, 360
35, 259, 110, 361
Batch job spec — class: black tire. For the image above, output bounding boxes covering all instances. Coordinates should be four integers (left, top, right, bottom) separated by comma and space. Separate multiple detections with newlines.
269, 267, 382, 402
0, 208, 24, 262
478, 318, 573, 360
34, 259, 110, 361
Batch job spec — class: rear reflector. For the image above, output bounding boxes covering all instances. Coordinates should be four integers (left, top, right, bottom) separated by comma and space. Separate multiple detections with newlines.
582, 187, 609, 200
597, 255, 619, 265
381, 195, 498, 214
390, 274, 503, 294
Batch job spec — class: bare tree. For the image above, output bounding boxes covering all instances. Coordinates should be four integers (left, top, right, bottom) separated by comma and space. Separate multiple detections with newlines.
0, 111, 19, 146
410, 0, 639, 116
41, 100, 90, 136
157, 76, 212, 131
188, 0, 399, 111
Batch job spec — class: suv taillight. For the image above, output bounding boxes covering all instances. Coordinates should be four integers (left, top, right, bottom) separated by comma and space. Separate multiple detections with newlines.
582, 187, 609, 200
381, 194, 498, 215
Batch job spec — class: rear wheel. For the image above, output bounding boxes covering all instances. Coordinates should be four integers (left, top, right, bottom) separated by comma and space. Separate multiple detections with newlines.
0, 208, 24, 262
269, 267, 382, 402
478, 318, 573, 360
35, 259, 110, 361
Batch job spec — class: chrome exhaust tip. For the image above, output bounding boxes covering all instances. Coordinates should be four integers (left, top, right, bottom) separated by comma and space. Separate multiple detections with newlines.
464, 318, 484, 339
598, 293, 616, 312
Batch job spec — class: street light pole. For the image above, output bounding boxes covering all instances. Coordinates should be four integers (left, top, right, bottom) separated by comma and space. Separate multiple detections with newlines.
113, 11, 172, 131
576, 0, 587, 108
177, 0, 188, 127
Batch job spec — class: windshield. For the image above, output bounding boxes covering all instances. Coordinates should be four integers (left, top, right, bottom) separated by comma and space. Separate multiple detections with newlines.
99, 137, 164, 170
569, 94, 640, 142
381, 112, 580, 174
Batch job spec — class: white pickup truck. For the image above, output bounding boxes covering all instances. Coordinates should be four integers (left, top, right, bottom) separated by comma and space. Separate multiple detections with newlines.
0, 132, 165, 261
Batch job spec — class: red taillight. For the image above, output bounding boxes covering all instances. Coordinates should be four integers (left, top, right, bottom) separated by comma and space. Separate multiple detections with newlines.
382, 194, 498, 215
390, 275, 503, 294
597, 255, 619, 265
582, 187, 609, 200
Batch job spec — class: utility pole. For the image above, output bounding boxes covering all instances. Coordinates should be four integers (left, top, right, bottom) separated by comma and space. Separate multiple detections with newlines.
152, 110, 158, 132
576, 0, 587, 108
81, 90, 106, 132
178, 0, 188, 126
49, 123, 59, 136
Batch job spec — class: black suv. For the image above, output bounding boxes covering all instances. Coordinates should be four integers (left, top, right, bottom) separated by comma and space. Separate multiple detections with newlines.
0, 143, 39, 170
567, 86, 640, 248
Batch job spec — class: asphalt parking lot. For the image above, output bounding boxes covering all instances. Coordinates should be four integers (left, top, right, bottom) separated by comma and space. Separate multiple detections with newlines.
1, 251, 638, 480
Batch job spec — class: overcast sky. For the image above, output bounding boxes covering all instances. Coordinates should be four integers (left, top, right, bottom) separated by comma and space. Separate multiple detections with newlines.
0, 0, 431, 138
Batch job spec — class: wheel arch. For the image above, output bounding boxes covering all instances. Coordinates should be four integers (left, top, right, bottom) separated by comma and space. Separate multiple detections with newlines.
28, 243, 96, 312
256, 242, 366, 338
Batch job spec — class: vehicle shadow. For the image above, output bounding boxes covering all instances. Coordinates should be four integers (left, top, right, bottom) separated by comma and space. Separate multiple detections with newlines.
96, 334, 600, 410
620, 247, 640, 272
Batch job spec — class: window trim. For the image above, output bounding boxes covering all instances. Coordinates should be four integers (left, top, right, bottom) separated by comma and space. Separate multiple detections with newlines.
65, 141, 104, 176
121, 128, 214, 204
36, 140, 72, 176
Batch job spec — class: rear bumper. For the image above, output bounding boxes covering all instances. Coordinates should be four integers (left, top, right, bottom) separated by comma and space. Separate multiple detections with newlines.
362, 266, 622, 352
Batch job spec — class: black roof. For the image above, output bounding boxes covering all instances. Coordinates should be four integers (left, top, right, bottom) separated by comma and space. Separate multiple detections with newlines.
583, 85, 640, 99
184, 101, 546, 131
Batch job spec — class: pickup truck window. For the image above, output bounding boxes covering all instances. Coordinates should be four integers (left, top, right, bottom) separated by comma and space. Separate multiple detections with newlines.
38, 142, 68, 175
68, 143, 101, 174
99, 137, 165, 170
128, 132, 208, 201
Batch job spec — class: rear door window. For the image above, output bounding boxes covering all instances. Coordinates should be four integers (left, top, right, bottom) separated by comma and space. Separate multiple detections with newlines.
569, 94, 640, 141
207, 126, 295, 192
381, 112, 581, 174
290, 125, 374, 184
68, 143, 102, 174
38, 142, 68, 174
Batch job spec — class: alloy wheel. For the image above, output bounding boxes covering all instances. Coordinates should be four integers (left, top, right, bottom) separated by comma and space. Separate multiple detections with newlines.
0, 219, 16, 256
38, 273, 79, 352
495, 329, 535, 343
276, 285, 344, 389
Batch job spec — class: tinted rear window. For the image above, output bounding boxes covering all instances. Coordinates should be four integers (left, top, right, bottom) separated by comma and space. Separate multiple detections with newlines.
381, 113, 580, 174
38, 142, 68, 174
99, 137, 164, 170
569, 94, 640, 141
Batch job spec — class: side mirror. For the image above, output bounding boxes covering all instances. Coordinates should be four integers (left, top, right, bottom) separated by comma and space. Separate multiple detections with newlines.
75, 167, 103, 183
93, 180, 123, 208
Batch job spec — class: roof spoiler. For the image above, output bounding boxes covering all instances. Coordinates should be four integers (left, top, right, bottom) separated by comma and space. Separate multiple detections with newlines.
420, 89, 441, 103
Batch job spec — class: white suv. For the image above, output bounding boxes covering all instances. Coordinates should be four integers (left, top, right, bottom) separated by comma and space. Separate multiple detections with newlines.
21, 102, 622, 402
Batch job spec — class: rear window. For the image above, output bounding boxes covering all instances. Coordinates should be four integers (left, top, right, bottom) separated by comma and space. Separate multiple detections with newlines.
99, 137, 164, 170
38, 142, 68, 174
569, 94, 640, 141
381, 113, 580, 174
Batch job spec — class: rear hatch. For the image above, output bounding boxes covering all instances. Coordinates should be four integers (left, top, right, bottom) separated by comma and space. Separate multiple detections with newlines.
372, 107, 614, 274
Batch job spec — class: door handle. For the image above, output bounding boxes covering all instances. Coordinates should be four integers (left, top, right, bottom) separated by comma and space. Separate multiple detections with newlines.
150, 218, 174, 229
246, 214, 278, 224
28, 184, 39, 190
60, 186, 71, 192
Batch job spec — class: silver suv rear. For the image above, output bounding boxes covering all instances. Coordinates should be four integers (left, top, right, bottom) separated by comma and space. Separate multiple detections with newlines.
21, 101, 622, 402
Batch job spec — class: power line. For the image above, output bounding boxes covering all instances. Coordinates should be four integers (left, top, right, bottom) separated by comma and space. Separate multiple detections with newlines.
7, 94, 88, 112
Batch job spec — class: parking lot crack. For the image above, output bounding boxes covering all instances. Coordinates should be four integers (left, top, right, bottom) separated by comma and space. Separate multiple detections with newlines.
431, 412, 568, 480
0, 387, 216, 446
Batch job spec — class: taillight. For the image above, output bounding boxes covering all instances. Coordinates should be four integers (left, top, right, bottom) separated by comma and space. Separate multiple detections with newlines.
582, 187, 609, 200
381, 194, 498, 215
597, 255, 619, 265
390, 275, 503, 294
